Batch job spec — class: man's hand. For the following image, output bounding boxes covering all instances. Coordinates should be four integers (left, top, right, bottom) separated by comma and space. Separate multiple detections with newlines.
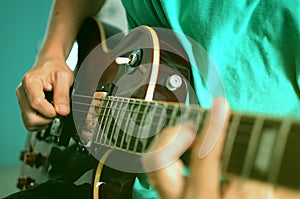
16, 57, 73, 131
141, 97, 230, 199
15, 0, 105, 132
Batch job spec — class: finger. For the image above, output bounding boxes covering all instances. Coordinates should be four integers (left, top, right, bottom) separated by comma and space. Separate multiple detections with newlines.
26, 124, 50, 132
223, 179, 276, 199
143, 123, 195, 172
22, 111, 53, 131
142, 124, 195, 199
22, 75, 56, 118
184, 97, 230, 199
275, 186, 300, 199
53, 70, 73, 116
148, 160, 185, 199
17, 84, 53, 131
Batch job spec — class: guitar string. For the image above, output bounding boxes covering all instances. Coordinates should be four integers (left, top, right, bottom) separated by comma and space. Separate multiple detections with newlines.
71, 93, 200, 119
71, 106, 299, 131
75, 102, 182, 127
71, 107, 300, 143
71, 104, 297, 140
71, 109, 193, 133
76, 118, 300, 160
72, 94, 192, 110
71, 94, 300, 153
69, 94, 300, 138
71, 99, 191, 111
72, 103, 202, 149
65, 109, 300, 170
71, 107, 196, 120
71, 105, 189, 116
69, 94, 300, 182
72, 94, 300, 132
71, 96, 300, 126
72, 111, 300, 153
75, 119, 300, 165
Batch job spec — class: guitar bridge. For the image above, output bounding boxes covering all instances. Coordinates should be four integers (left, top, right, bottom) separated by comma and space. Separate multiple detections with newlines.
36, 116, 72, 146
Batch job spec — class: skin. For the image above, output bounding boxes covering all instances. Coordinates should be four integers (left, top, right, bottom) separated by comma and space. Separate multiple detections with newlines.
16, 0, 105, 131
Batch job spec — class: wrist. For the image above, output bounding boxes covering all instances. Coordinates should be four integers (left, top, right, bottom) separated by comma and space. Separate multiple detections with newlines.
33, 56, 68, 70
37, 41, 68, 60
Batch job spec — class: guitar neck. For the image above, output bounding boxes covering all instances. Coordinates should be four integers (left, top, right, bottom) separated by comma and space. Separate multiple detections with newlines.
92, 96, 204, 153
78, 95, 300, 191
223, 113, 300, 191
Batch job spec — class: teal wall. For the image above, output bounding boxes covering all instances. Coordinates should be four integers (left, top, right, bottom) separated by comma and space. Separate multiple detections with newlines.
0, 0, 52, 165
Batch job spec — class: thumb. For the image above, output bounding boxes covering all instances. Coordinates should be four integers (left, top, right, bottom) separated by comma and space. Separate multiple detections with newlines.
53, 70, 73, 116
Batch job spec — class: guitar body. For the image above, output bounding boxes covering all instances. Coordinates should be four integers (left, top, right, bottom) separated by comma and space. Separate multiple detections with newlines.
72, 17, 194, 199
18, 17, 193, 199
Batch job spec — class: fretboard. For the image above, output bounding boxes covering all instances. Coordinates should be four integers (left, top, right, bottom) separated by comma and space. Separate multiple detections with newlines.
93, 96, 205, 153
222, 113, 300, 191
75, 95, 300, 191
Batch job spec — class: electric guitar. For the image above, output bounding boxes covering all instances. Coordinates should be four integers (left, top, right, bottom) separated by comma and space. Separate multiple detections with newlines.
17, 17, 300, 199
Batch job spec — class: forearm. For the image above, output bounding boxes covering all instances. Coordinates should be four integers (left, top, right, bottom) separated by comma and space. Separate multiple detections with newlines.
37, 0, 105, 61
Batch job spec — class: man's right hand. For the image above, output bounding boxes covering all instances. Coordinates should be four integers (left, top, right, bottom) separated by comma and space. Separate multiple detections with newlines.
16, 57, 74, 131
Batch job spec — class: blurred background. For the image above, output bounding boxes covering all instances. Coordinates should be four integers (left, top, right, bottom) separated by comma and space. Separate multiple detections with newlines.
0, 0, 127, 197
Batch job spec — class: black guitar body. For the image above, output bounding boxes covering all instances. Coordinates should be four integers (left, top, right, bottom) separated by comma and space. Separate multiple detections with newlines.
18, 17, 192, 199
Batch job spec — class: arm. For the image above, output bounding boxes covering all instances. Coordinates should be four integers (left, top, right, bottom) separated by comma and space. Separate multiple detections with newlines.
39, 0, 105, 59
16, 0, 105, 131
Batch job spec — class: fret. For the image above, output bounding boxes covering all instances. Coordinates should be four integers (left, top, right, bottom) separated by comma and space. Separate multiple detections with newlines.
161, 104, 172, 128
250, 119, 279, 182
126, 99, 142, 151
196, 109, 208, 136
139, 102, 153, 153
192, 107, 203, 132
190, 106, 204, 129
277, 122, 300, 190
181, 104, 191, 123
168, 104, 179, 127
110, 98, 123, 147
133, 102, 151, 152
241, 116, 265, 178
222, 113, 241, 173
267, 119, 293, 185
114, 98, 128, 148
98, 98, 113, 145
142, 102, 162, 152
148, 103, 169, 150
95, 98, 110, 143
229, 115, 257, 175
119, 98, 133, 150
104, 98, 117, 145
102, 98, 117, 145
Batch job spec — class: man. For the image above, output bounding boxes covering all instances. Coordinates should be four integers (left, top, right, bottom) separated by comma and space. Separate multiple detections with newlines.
10, 0, 300, 198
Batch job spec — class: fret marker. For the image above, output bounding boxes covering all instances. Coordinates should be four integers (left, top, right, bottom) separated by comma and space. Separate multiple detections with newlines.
253, 128, 277, 176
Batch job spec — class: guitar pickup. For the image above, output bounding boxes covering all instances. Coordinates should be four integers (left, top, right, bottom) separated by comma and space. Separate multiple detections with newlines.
49, 117, 63, 138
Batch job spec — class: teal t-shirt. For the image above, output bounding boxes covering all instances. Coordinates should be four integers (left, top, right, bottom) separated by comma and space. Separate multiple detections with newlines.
121, 0, 300, 198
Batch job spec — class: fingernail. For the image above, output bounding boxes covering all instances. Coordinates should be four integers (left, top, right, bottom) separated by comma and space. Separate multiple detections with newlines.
57, 104, 69, 114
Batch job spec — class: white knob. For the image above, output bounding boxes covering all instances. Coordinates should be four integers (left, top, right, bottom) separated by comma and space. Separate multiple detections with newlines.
115, 57, 130, 65
166, 75, 182, 91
